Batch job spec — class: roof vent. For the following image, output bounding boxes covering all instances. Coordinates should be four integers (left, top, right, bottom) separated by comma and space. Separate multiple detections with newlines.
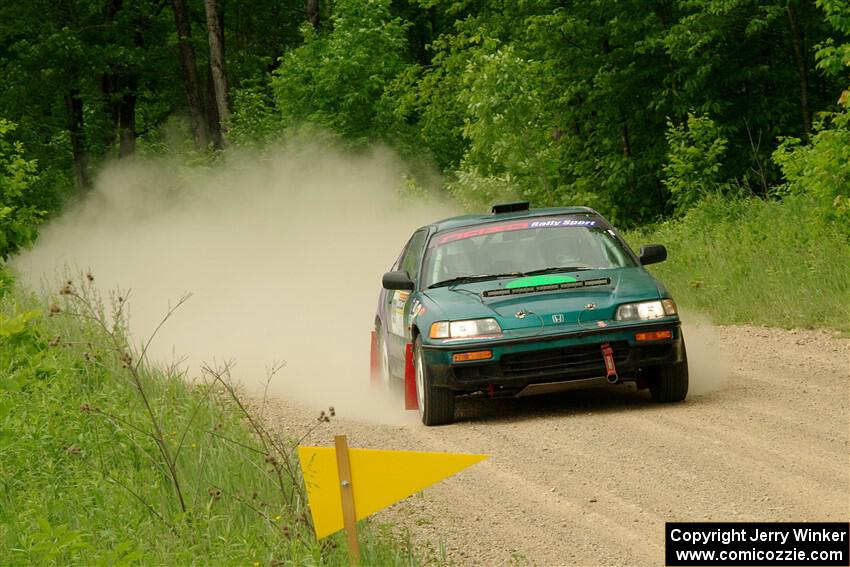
491, 201, 530, 214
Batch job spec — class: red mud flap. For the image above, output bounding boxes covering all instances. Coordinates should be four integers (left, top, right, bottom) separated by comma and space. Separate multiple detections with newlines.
404, 343, 418, 410
601, 342, 618, 382
369, 331, 380, 386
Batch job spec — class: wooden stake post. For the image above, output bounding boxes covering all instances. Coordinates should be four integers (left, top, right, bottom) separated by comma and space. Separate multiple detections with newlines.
334, 435, 361, 565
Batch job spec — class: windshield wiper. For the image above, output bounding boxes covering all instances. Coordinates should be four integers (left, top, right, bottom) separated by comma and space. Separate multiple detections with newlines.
428, 272, 525, 289
523, 266, 592, 276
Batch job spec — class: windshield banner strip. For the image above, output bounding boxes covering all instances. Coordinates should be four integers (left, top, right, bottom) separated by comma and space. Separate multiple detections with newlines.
482, 277, 611, 297
433, 216, 599, 246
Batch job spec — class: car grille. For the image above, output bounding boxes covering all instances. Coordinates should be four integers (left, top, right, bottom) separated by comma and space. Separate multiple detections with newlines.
499, 341, 629, 380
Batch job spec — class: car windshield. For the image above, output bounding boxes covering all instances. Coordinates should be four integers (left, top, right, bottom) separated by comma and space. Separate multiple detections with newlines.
423, 216, 636, 288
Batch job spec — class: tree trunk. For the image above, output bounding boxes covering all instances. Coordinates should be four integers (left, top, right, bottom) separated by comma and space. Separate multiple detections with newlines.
99, 74, 120, 149
99, 0, 123, 151
204, 0, 231, 145
620, 120, 632, 157
620, 119, 632, 157
118, 76, 137, 158
307, 0, 319, 30
65, 88, 89, 193
787, 1, 812, 142
600, 38, 633, 158
205, 64, 224, 149
171, 0, 208, 149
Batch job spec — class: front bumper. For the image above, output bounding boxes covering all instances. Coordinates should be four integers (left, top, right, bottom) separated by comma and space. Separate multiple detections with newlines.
422, 320, 683, 394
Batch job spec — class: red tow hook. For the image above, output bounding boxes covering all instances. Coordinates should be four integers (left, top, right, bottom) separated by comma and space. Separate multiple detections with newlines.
601, 342, 619, 384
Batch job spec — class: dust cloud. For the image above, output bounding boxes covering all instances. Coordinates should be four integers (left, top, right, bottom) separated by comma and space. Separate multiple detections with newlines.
680, 312, 731, 396
14, 141, 457, 425
14, 147, 728, 421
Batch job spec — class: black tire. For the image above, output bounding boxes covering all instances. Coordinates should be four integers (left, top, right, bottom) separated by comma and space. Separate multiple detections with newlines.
650, 341, 689, 403
414, 337, 455, 426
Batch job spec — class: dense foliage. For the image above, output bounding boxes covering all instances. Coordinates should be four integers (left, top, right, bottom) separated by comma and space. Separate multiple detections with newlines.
0, 0, 847, 228
0, 120, 44, 260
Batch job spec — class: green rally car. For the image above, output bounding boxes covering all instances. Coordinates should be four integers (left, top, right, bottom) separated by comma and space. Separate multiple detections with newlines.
370, 202, 688, 425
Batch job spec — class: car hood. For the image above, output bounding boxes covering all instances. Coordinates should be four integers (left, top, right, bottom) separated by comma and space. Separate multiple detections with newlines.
421, 267, 667, 337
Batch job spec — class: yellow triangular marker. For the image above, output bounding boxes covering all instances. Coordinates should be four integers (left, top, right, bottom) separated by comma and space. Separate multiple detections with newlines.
298, 445, 487, 539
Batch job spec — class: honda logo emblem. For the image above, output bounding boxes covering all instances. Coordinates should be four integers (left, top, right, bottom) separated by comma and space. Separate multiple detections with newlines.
552, 314, 565, 323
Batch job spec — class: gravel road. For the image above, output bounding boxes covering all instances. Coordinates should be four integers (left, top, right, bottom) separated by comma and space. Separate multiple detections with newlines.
264, 324, 849, 566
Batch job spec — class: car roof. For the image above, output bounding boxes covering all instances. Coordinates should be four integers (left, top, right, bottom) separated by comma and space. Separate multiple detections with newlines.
426, 206, 603, 233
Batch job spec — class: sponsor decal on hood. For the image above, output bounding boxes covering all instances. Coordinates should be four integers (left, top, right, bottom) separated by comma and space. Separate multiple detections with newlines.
483, 277, 612, 297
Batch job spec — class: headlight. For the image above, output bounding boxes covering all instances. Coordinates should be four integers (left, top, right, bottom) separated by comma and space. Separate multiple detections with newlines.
430, 318, 502, 339
616, 299, 677, 321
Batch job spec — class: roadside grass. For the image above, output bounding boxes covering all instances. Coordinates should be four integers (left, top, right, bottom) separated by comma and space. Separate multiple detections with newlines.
627, 194, 850, 332
0, 274, 436, 566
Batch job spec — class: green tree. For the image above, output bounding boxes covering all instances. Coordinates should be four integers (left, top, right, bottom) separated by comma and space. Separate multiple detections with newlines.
773, 0, 850, 236
383, 0, 846, 221
655, 0, 842, 193
457, 44, 558, 198
271, 0, 411, 140
663, 113, 729, 213
395, 0, 677, 221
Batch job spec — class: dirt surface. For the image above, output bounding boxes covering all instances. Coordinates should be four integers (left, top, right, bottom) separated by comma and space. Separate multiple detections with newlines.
263, 325, 849, 566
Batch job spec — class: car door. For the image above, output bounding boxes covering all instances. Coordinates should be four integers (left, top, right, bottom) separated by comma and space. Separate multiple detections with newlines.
385, 229, 428, 368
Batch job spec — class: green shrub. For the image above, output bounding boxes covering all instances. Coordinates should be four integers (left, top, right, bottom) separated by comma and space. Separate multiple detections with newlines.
662, 113, 730, 214
229, 84, 285, 146
773, 110, 850, 238
0, 119, 45, 260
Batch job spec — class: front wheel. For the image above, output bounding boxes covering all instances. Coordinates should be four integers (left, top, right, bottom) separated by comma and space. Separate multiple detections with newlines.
414, 337, 455, 426
649, 341, 689, 403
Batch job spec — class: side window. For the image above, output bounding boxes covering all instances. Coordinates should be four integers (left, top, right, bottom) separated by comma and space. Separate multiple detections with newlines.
399, 230, 428, 283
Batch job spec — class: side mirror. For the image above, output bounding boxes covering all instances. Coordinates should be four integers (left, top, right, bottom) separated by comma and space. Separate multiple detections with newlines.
382, 270, 415, 291
639, 244, 667, 266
